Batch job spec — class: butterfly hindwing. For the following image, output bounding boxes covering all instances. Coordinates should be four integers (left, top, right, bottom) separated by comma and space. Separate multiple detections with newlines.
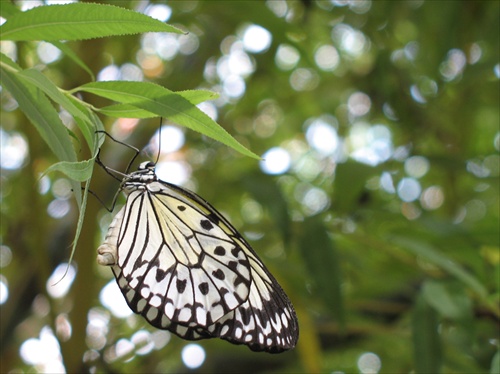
97, 162, 298, 353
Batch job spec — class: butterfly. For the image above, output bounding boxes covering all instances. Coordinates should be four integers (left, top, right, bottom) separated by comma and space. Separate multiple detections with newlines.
97, 160, 299, 353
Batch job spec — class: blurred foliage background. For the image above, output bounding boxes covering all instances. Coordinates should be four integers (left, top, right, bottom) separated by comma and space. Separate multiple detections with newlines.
1, 0, 499, 373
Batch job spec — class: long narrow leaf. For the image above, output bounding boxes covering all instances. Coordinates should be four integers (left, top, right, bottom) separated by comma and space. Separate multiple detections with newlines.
97, 89, 219, 118
78, 81, 259, 159
0, 62, 81, 207
0, 3, 184, 41
17, 68, 95, 150
412, 292, 442, 373
51, 41, 95, 80
298, 217, 345, 328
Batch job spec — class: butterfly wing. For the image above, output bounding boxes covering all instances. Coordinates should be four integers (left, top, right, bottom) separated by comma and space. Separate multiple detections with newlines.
97, 178, 298, 352
159, 182, 299, 352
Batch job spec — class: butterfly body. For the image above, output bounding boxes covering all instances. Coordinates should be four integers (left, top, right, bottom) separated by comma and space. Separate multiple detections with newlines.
98, 161, 298, 353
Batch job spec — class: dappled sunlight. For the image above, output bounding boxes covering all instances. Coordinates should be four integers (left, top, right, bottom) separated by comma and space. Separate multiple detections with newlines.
19, 327, 65, 373
2, 0, 498, 372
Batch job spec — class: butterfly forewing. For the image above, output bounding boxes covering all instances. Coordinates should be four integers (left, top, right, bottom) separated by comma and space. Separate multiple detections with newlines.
97, 162, 298, 353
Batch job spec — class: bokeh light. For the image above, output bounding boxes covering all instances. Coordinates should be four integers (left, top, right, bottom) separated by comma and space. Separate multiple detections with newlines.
19, 327, 65, 372
144, 3, 171, 21
150, 125, 185, 154
0, 275, 8, 304
0, 129, 29, 170
420, 186, 444, 210
260, 147, 291, 175
0, 245, 12, 268
405, 156, 430, 178
155, 160, 191, 185
290, 68, 319, 91
315, 44, 340, 71
46, 263, 76, 298
357, 352, 382, 374
242, 24, 272, 53
348, 92, 371, 117
306, 117, 340, 156
181, 343, 206, 369
100, 279, 133, 318
37, 41, 62, 64
47, 199, 71, 219
275, 44, 300, 70
397, 177, 421, 202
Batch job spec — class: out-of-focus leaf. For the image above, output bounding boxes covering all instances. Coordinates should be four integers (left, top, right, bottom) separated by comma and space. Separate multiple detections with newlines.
298, 216, 344, 328
422, 280, 473, 320
392, 236, 488, 302
0, 3, 185, 41
50, 41, 95, 80
491, 351, 500, 374
412, 292, 442, 373
333, 161, 379, 214
242, 174, 291, 245
0, 1, 20, 19
295, 305, 322, 373
77, 81, 259, 159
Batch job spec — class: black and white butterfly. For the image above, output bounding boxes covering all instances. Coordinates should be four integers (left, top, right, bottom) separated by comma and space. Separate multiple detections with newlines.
97, 160, 299, 353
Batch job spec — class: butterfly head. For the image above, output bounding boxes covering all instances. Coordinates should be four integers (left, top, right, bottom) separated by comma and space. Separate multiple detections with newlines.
122, 161, 157, 191
138, 161, 155, 170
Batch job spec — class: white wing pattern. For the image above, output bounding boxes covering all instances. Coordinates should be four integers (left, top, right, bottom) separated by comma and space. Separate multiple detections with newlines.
97, 161, 298, 353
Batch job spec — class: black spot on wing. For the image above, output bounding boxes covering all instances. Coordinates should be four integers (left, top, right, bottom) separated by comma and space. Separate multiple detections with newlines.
198, 282, 209, 295
156, 268, 167, 282
206, 212, 220, 224
176, 279, 187, 293
212, 269, 225, 280
200, 219, 213, 231
214, 246, 226, 256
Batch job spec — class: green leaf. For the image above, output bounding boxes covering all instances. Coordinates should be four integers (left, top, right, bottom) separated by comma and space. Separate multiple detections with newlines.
422, 280, 473, 320
412, 292, 442, 373
0, 51, 19, 70
16, 68, 96, 150
98, 89, 219, 118
392, 236, 488, 301
0, 59, 81, 207
42, 159, 95, 182
0, 1, 21, 19
242, 173, 291, 245
298, 217, 345, 328
0, 3, 185, 41
491, 351, 500, 374
77, 81, 259, 159
50, 41, 95, 80
333, 161, 379, 214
